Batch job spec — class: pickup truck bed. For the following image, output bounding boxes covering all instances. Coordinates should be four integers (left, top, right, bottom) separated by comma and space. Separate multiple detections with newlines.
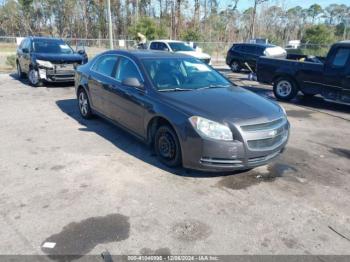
257, 41, 350, 105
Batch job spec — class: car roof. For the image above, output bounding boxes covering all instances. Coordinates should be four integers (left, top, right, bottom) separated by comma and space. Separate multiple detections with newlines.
337, 41, 350, 47
29, 36, 64, 42
101, 49, 192, 59
150, 40, 184, 43
233, 43, 276, 48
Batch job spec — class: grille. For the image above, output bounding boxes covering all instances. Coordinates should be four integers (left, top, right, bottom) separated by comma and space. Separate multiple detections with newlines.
247, 133, 284, 150
241, 118, 284, 132
241, 117, 288, 150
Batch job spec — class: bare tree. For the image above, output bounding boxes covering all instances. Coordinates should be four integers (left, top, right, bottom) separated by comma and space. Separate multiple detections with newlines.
249, 0, 268, 39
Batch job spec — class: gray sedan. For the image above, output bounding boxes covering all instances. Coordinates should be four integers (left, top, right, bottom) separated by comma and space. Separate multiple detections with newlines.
75, 50, 289, 172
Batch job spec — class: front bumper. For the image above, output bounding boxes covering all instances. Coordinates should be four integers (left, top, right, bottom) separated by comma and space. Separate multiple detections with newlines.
181, 118, 290, 172
37, 66, 75, 83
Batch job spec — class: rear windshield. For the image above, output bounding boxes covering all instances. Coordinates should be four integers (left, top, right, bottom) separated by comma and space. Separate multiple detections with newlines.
33, 40, 74, 54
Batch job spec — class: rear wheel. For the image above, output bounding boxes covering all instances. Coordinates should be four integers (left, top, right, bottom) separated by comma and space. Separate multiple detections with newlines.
28, 68, 42, 87
78, 88, 93, 119
16, 62, 25, 79
154, 125, 182, 168
230, 61, 241, 73
273, 77, 298, 101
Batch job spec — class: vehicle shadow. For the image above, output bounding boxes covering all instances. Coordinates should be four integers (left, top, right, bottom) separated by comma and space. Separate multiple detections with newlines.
56, 99, 240, 178
9, 73, 74, 88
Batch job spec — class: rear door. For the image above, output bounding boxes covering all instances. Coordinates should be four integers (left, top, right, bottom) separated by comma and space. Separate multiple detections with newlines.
243, 45, 257, 70
89, 55, 118, 116
21, 39, 31, 73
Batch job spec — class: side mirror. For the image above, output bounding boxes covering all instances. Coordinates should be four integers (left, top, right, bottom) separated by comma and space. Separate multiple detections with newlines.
22, 48, 29, 53
77, 49, 86, 55
163, 47, 169, 52
122, 77, 144, 89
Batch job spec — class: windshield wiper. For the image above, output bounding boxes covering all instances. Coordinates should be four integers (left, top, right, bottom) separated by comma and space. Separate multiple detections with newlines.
158, 88, 193, 92
196, 84, 231, 90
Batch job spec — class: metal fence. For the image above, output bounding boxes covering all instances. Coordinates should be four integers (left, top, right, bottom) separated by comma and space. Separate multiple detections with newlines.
0, 36, 333, 72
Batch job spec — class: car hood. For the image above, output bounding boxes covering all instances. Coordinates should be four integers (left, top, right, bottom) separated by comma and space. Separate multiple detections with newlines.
176, 51, 211, 59
33, 53, 83, 63
159, 86, 283, 125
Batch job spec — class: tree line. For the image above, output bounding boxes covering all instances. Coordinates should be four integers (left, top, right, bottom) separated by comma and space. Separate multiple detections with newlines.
0, 0, 349, 45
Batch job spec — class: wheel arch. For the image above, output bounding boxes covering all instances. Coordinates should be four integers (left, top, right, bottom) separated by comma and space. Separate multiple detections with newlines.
273, 74, 300, 90
146, 115, 181, 147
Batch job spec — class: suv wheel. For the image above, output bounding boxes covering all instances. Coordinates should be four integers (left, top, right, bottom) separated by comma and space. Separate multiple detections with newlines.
154, 125, 182, 167
230, 61, 241, 72
273, 77, 298, 101
28, 68, 42, 87
78, 88, 93, 119
16, 62, 25, 79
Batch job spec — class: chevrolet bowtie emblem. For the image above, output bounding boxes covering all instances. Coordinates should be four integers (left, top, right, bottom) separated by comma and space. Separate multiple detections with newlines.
268, 130, 277, 137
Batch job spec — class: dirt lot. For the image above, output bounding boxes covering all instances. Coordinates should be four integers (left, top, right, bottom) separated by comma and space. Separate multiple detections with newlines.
0, 70, 350, 259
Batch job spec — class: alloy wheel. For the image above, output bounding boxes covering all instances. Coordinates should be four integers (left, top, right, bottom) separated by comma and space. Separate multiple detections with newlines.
79, 91, 89, 117
276, 80, 292, 97
28, 69, 39, 85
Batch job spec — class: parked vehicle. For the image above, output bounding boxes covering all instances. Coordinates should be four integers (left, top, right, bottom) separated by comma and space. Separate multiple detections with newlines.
257, 41, 350, 104
226, 43, 287, 72
148, 40, 212, 64
75, 50, 289, 172
16, 37, 88, 86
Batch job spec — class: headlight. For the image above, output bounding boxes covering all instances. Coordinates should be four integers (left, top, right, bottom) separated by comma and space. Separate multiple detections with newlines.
36, 60, 53, 68
189, 116, 233, 141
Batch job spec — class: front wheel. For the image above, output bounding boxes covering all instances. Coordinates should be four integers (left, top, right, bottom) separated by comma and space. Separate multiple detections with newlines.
28, 68, 42, 87
154, 125, 182, 168
273, 77, 298, 101
230, 61, 241, 73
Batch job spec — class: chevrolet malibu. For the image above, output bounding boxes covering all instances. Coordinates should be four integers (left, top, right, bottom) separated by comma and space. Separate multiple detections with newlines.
75, 50, 289, 172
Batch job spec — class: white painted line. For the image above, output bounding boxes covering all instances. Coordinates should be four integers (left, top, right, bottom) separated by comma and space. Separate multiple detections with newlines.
42, 242, 56, 249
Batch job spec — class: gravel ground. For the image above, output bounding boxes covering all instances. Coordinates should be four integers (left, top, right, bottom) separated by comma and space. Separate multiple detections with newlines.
0, 71, 349, 260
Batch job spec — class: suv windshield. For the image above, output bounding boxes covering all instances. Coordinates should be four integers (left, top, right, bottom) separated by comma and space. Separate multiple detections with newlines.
168, 42, 194, 52
142, 57, 231, 91
33, 40, 74, 54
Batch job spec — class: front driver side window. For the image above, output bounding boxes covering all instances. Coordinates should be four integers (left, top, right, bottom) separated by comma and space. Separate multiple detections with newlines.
92, 55, 118, 77
115, 57, 142, 83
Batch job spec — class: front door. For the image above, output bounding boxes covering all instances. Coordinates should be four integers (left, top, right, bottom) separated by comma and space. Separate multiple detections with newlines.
108, 56, 146, 137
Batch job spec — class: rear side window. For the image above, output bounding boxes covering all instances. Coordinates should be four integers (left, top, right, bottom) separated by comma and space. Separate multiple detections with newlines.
150, 42, 159, 50
331, 48, 350, 67
245, 45, 256, 54
92, 55, 118, 77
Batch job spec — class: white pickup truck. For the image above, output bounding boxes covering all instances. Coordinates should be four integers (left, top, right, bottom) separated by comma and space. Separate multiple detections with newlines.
148, 40, 212, 65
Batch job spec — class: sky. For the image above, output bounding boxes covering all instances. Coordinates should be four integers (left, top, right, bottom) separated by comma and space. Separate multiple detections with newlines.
231, 0, 350, 11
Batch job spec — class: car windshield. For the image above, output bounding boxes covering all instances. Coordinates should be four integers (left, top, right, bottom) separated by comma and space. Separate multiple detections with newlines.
142, 57, 231, 91
33, 40, 74, 54
168, 42, 194, 52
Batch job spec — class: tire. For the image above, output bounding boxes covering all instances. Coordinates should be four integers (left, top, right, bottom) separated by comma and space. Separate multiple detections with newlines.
154, 125, 182, 168
28, 68, 42, 87
78, 88, 93, 119
230, 61, 241, 73
273, 77, 298, 101
16, 62, 25, 79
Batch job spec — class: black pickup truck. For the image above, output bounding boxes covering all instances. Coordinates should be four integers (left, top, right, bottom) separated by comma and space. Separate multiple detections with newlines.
257, 41, 350, 105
